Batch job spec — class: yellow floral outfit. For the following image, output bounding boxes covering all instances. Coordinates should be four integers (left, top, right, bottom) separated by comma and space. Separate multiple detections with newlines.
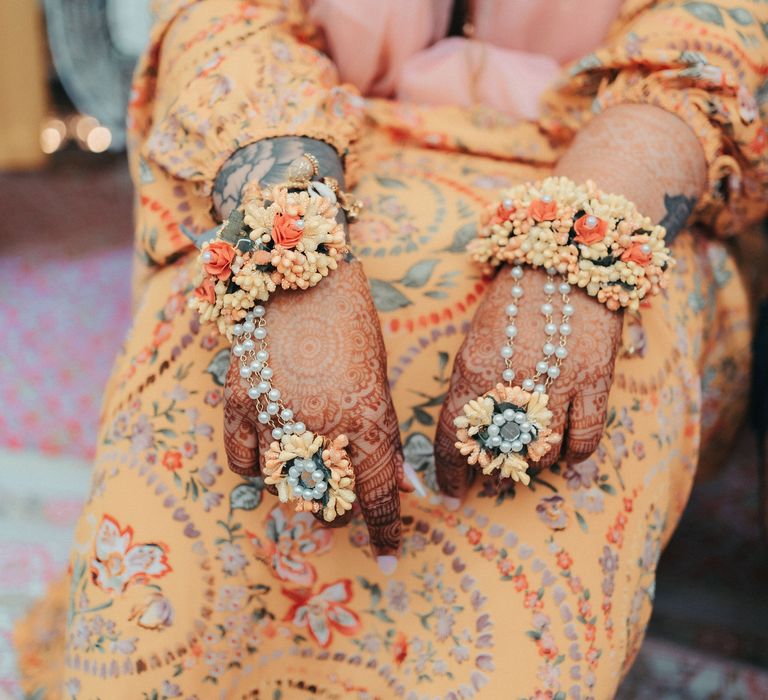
15, 1, 768, 698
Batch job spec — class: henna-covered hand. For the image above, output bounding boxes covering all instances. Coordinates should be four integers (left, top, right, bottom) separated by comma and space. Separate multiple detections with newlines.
434, 266, 623, 502
216, 137, 407, 569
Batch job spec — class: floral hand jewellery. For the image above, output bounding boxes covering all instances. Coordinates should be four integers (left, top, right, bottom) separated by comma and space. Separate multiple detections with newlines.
190, 154, 361, 522
455, 176, 674, 485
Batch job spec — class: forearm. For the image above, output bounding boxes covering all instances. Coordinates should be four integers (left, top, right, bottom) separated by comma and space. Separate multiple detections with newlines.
555, 104, 707, 242
212, 137, 345, 221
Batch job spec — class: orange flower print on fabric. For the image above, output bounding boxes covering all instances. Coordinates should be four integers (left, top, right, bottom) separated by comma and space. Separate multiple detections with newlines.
621, 243, 653, 266
193, 278, 216, 304
271, 212, 305, 249
248, 507, 332, 586
91, 515, 171, 595
573, 214, 608, 244
162, 450, 183, 472
203, 241, 236, 281
528, 198, 558, 222
283, 579, 361, 647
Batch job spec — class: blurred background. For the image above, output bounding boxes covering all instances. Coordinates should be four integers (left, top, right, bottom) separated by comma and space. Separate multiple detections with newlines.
0, 1, 766, 698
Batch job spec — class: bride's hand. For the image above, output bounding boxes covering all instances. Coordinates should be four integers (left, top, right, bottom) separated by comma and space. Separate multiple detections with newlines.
222, 258, 405, 565
433, 265, 623, 503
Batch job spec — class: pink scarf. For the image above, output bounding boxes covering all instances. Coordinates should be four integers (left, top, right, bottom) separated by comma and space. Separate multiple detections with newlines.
309, 0, 622, 119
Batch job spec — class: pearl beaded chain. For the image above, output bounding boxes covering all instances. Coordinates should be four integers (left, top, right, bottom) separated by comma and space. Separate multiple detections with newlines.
501, 265, 573, 395
232, 308, 306, 440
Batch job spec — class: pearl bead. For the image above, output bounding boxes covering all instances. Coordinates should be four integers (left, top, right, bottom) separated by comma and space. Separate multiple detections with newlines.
258, 412, 270, 424
503, 408, 516, 422
501, 346, 514, 359
511, 266, 523, 280
536, 360, 549, 374
245, 313, 254, 322
522, 378, 535, 391
260, 367, 273, 380
242, 338, 255, 352
547, 365, 561, 379
511, 440, 523, 452
489, 435, 502, 447
513, 412, 526, 424
543, 343, 555, 356
541, 303, 554, 316
520, 432, 532, 445
505, 304, 518, 317
257, 381, 270, 394
559, 283, 571, 295
500, 441, 512, 453
233, 344, 244, 357
520, 421, 532, 433
505, 325, 517, 338
511, 285, 524, 298
542, 195, 552, 203
233, 324, 243, 336
502, 368, 515, 382
487, 424, 500, 437
249, 360, 262, 372
641, 244, 652, 254
267, 402, 279, 415
555, 346, 568, 359
253, 305, 265, 317
586, 215, 598, 228
294, 422, 306, 434
283, 423, 294, 435
559, 323, 572, 336
287, 476, 298, 487
493, 414, 506, 427
534, 383, 546, 394
502, 198, 514, 209
239, 366, 252, 378
201, 250, 213, 263
242, 321, 255, 333
281, 408, 294, 421
547, 267, 557, 276
247, 387, 260, 400
268, 388, 281, 401
294, 219, 305, 230
563, 303, 574, 316
544, 323, 557, 336
315, 481, 327, 493
312, 469, 325, 482
272, 428, 284, 440
254, 328, 267, 340
256, 350, 269, 362
543, 282, 556, 295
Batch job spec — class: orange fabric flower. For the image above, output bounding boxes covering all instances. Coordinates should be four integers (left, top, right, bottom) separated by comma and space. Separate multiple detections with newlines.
528, 198, 558, 222
193, 278, 216, 304
162, 450, 183, 472
203, 241, 236, 281
272, 212, 305, 249
495, 201, 515, 221
573, 214, 608, 244
621, 243, 653, 265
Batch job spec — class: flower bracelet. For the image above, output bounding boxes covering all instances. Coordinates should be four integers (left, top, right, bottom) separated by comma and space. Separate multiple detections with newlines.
190, 153, 361, 522
455, 176, 674, 485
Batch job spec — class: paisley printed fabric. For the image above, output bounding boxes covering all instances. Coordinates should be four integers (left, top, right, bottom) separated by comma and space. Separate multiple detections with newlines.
13, 0, 763, 698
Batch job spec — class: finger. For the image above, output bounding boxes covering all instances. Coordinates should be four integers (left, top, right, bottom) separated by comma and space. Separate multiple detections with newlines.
395, 450, 416, 494
435, 388, 475, 506
223, 359, 260, 477
347, 404, 402, 563
563, 380, 611, 464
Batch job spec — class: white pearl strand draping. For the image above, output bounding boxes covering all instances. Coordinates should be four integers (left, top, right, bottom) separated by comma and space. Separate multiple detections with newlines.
232, 309, 328, 503
491, 264, 573, 455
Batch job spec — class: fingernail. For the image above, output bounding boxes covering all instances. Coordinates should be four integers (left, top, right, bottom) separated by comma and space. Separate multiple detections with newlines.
442, 496, 461, 512
376, 555, 398, 575
403, 461, 427, 498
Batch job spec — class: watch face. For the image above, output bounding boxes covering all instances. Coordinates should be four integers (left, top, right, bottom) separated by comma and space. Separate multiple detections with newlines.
44, 0, 152, 151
